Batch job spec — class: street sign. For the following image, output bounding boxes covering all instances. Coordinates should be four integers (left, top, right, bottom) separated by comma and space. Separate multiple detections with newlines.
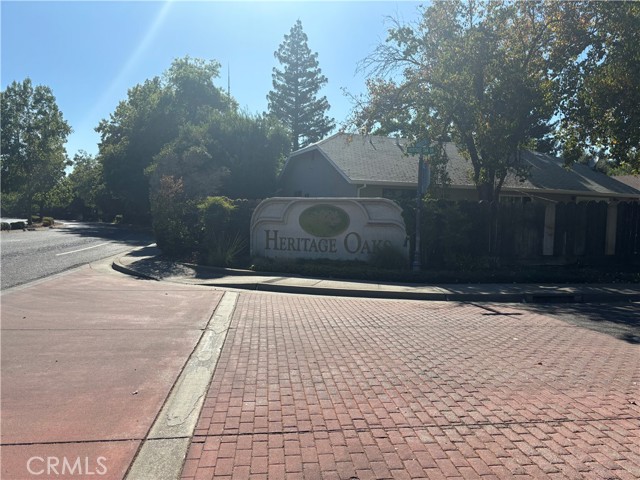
406, 138, 435, 155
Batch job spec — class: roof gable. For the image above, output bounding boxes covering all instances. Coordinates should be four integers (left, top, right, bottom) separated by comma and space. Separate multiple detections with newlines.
284, 133, 640, 197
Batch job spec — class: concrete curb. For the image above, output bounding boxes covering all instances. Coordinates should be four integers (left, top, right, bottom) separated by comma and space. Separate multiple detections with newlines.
194, 281, 640, 303
112, 257, 160, 281
113, 253, 640, 304
124, 292, 238, 480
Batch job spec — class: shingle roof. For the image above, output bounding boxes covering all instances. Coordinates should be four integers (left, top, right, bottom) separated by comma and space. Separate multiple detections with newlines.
291, 133, 640, 197
614, 175, 640, 191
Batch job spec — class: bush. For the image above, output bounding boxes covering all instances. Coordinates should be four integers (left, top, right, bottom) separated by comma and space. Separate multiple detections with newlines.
202, 233, 246, 267
31, 215, 41, 224
10, 221, 26, 230
150, 176, 199, 258
113, 214, 124, 224
198, 196, 235, 238
1, 222, 10, 231
197, 196, 245, 267
42, 217, 55, 227
370, 244, 409, 270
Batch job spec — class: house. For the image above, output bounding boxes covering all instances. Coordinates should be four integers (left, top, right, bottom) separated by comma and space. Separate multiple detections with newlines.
279, 133, 640, 203
613, 175, 640, 192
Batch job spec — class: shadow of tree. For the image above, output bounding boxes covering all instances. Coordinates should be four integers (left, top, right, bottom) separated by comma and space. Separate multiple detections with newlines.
517, 302, 640, 344
126, 256, 199, 280
57, 222, 153, 246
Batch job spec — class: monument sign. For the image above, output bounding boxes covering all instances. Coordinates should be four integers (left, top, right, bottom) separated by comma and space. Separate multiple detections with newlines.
250, 198, 408, 262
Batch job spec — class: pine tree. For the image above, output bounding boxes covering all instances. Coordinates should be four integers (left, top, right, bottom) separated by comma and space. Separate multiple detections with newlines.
267, 20, 335, 151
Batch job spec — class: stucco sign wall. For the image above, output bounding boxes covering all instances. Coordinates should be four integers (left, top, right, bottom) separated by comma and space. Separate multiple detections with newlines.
250, 197, 408, 261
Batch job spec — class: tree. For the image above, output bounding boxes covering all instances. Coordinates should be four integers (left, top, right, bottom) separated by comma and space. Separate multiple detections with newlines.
353, 1, 585, 202
96, 56, 232, 223
267, 20, 335, 150
67, 150, 119, 220
148, 110, 289, 201
556, 2, 640, 172
1, 78, 72, 221
147, 110, 289, 259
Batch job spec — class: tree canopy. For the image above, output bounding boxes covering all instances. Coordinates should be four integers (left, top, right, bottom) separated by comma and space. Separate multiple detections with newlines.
1, 78, 72, 219
555, 1, 640, 172
96, 56, 232, 222
267, 20, 335, 151
352, 0, 639, 199
354, 1, 588, 201
97, 55, 290, 224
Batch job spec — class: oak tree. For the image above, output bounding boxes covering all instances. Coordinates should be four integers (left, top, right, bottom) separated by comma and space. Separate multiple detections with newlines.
354, 1, 585, 202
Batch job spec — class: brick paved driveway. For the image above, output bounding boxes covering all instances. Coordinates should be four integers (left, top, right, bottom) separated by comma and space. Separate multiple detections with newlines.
182, 293, 640, 479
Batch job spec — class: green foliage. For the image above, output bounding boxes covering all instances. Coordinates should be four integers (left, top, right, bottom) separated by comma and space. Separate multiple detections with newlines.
42, 217, 55, 227
97, 56, 232, 223
1, 78, 72, 220
68, 150, 116, 220
197, 196, 246, 267
267, 20, 335, 150
150, 176, 199, 257
1, 222, 10, 231
555, 2, 640, 172
34, 176, 73, 218
100, 56, 287, 224
201, 233, 246, 268
213, 113, 290, 199
151, 192, 259, 267
198, 196, 235, 233
149, 111, 288, 203
354, 1, 583, 202
369, 244, 409, 270
10, 221, 26, 230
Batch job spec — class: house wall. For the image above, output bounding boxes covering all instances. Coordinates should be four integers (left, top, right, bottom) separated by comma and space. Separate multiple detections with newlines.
279, 151, 358, 197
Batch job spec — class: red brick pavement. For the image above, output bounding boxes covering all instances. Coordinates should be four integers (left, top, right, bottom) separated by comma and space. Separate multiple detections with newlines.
182, 294, 640, 479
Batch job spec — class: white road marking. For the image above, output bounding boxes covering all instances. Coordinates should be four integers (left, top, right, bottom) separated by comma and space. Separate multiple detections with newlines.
56, 242, 110, 256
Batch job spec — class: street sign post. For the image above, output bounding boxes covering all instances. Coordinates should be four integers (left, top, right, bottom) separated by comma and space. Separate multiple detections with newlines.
407, 139, 435, 271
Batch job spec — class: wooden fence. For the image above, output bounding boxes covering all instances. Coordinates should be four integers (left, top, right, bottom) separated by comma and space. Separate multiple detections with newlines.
416, 200, 640, 267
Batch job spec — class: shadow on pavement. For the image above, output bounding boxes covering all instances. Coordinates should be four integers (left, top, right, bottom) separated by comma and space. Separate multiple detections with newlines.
519, 302, 640, 344
126, 257, 198, 280
57, 222, 153, 245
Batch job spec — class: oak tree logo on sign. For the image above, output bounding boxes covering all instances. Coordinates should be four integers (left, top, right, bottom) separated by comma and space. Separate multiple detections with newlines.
299, 204, 350, 237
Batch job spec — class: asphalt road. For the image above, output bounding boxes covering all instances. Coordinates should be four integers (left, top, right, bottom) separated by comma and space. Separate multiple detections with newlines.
0, 221, 154, 290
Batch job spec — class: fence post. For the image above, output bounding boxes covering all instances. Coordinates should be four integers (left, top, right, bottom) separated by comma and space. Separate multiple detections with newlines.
605, 202, 618, 256
543, 203, 556, 256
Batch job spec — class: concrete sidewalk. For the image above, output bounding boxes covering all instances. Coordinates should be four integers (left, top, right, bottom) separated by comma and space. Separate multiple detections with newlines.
0, 265, 228, 480
113, 245, 640, 303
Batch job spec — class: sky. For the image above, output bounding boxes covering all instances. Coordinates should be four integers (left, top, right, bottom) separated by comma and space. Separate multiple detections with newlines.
2, 0, 424, 158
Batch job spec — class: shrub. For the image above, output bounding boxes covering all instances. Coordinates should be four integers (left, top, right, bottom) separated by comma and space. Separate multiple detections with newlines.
1, 222, 10, 231
31, 215, 41, 224
202, 233, 247, 267
150, 176, 199, 258
370, 244, 409, 270
197, 197, 246, 267
113, 214, 124, 224
198, 196, 235, 239
10, 221, 26, 230
42, 217, 55, 227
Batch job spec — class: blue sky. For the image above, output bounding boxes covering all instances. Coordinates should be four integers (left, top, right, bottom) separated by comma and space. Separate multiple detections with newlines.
2, 1, 423, 158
